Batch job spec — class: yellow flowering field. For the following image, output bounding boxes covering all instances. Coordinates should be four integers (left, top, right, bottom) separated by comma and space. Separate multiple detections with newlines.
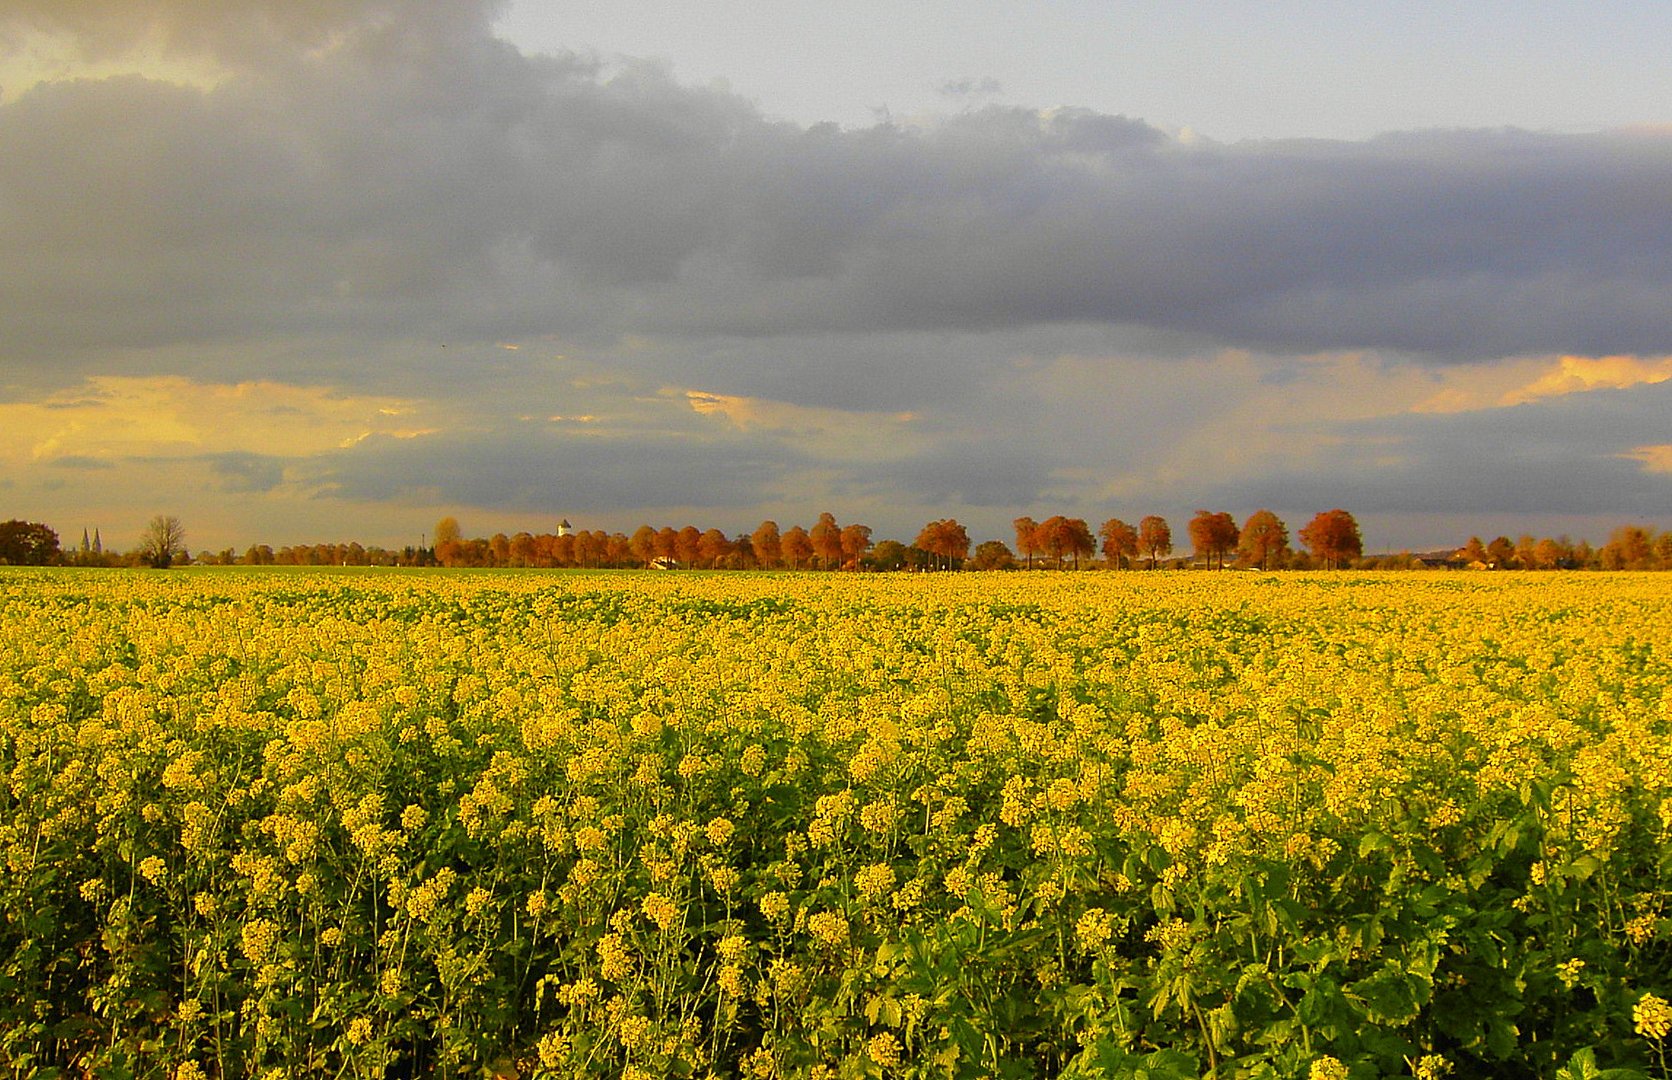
2, 568, 1670, 1079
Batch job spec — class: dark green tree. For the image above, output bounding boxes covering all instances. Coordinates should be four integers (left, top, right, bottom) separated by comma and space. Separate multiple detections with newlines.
0, 520, 59, 565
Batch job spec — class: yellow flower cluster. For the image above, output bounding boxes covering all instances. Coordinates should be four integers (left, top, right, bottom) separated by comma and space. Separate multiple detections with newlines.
1637, 992, 1672, 1040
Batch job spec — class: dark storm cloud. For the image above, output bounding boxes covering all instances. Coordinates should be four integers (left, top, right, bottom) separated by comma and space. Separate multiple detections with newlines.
323, 427, 806, 513
619, 326, 1138, 414
875, 442, 1059, 508
938, 77, 1002, 100
45, 455, 115, 470
4, 2, 1670, 388
206, 451, 288, 493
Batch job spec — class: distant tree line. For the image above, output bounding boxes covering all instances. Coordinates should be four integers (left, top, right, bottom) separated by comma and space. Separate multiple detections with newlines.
422, 514, 895, 570
1450, 526, 1672, 571
992, 509, 1366, 571
5, 511, 1672, 572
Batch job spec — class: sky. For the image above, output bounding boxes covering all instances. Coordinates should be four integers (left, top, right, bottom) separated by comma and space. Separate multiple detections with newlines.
2, 1, 1670, 555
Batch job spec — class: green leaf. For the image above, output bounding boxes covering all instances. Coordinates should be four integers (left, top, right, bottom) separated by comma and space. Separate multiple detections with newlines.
1552, 1046, 1649, 1080
1348, 965, 1429, 1025
1357, 831, 1394, 857
1554, 1047, 1600, 1080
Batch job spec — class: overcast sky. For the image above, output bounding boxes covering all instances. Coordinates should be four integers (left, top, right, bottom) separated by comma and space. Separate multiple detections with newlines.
2, 1, 1669, 554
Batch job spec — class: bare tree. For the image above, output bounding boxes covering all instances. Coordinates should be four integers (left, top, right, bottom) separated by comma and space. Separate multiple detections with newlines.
138, 514, 186, 569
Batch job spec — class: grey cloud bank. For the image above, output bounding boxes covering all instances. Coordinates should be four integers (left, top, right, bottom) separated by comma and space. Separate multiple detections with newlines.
6, 3, 1670, 365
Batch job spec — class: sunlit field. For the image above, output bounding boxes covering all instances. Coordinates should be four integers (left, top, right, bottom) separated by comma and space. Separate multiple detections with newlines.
3, 568, 1670, 1079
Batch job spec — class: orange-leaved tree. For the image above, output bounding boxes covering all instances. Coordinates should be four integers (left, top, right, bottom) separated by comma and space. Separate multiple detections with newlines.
781, 525, 813, 570
654, 526, 678, 564
1033, 516, 1095, 568
1013, 516, 1041, 569
432, 516, 462, 566
1099, 518, 1138, 569
630, 525, 657, 567
751, 521, 782, 568
1237, 509, 1288, 570
839, 523, 873, 568
810, 512, 843, 569
1138, 515, 1172, 570
1062, 517, 1095, 569
914, 519, 970, 570
698, 528, 732, 567
1188, 510, 1239, 569
1299, 509, 1362, 569
1602, 524, 1654, 569
675, 525, 703, 568
1037, 515, 1069, 568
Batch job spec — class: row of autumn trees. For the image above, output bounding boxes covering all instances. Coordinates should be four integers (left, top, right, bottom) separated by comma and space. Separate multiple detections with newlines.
1009, 509, 1363, 570
1455, 526, 1672, 571
414, 509, 1365, 571
428, 514, 896, 570
8, 511, 1672, 572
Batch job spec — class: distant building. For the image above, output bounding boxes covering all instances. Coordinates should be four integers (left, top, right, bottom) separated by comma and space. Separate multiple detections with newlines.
556, 519, 572, 537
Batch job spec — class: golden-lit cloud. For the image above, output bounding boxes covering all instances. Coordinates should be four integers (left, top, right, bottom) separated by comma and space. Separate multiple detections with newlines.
681, 388, 924, 464
0, 375, 427, 465
684, 389, 915, 432
1410, 387, 1486, 415
1621, 445, 1672, 474
1401, 354, 1672, 415
1500, 355, 1672, 406
0, 21, 227, 104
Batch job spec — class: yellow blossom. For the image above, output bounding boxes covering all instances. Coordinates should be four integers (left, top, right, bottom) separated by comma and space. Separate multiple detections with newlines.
1637, 993, 1672, 1040
807, 911, 849, 949
867, 1030, 903, 1069
642, 891, 679, 931
1308, 1056, 1348, 1080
